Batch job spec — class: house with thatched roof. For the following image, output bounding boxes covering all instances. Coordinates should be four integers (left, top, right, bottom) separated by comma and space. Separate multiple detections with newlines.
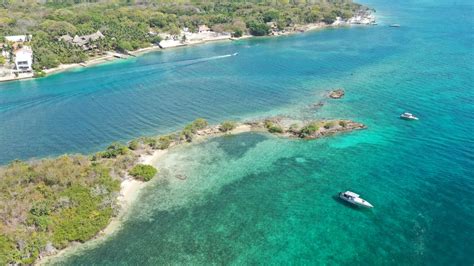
198, 25, 210, 33
59, 31, 105, 50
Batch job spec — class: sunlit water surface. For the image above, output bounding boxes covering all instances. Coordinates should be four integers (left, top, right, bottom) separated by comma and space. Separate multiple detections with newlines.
1, 0, 473, 264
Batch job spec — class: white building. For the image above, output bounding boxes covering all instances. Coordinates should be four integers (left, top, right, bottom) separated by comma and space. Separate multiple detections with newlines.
14, 46, 33, 73
5, 35, 32, 43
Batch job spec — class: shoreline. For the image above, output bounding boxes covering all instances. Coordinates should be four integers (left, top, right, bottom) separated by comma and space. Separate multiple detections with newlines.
10, 17, 372, 263
37, 148, 170, 265
1, 21, 374, 84
35, 124, 253, 264
35, 116, 365, 264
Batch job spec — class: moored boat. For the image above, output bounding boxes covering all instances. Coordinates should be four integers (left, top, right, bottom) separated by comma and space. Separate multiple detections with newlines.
339, 191, 374, 208
390, 24, 401, 27
400, 112, 419, 120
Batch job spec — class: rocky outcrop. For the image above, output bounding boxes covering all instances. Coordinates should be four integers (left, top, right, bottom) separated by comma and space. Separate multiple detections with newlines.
299, 120, 366, 139
243, 117, 366, 140
133, 117, 366, 162
329, 89, 345, 99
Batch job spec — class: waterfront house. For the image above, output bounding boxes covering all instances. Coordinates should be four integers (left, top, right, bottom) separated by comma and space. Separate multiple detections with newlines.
14, 46, 33, 73
198, 25, 210, 33
59, 31, 105, 50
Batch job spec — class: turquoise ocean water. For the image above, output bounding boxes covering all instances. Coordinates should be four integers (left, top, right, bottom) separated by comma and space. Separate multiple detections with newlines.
1, 0, 474, 264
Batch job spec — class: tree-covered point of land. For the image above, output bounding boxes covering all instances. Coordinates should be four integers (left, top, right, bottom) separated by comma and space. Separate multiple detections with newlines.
0, 156, 121, 264
0, 0, 363, 70
0, 118, 211, 264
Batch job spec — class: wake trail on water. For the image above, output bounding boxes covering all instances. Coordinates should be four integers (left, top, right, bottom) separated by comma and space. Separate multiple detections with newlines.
153, 53, 238, 66
131, 53, 238, 72
0, 53, 240, 113
64, 52, 240, 88
100, 53, 239, 85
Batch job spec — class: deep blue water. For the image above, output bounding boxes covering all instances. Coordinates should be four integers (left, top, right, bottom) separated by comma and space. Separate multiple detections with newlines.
2, 0, 474, 264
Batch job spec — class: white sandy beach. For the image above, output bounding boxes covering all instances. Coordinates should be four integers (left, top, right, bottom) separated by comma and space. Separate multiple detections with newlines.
36, 147, 172, 265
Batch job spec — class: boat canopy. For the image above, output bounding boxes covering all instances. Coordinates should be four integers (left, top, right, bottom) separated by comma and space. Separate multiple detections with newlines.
344, 191, 360, 198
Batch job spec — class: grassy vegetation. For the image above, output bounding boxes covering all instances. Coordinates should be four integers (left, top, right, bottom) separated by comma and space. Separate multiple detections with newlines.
264, 120, 283, 133
93, 142, 129, 159
180, 118, 210, 141
0, 0, 362, 70
299, 122, 320, 137
129, 164, 158, 182
220, 120, 237, 132
0, 118, 219, 263
323, 121, 336, 129
0, 156, 120, 264
289, 123, 300, 133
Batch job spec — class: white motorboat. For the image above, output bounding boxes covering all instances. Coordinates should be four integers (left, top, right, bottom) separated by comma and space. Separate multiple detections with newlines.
390, 24, 400, 27
400, 112, 419, 120
339, 191, 374, 208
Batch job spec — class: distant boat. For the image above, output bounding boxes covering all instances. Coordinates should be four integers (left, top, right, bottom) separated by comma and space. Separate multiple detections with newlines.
390, 24, 401, 27
339, 191, 374, 208
232, 52, 238, 56
400, 112, 419, 120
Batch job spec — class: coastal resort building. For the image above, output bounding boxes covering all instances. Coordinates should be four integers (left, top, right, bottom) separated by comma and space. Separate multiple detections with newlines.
266, 22, 280, 35
13, 46, 33, 73
2, 34, 33, 61
198, 25, 210, 33
59, 31, 105, 51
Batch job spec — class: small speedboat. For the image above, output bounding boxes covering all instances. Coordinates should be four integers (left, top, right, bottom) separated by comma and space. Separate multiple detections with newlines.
232, 52, 238, 56
339, 191, 374, 208
390, 24, 400, 27
400, 112, 419, 120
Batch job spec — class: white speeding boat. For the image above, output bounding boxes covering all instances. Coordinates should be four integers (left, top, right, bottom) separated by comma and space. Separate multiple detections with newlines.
339, 191, 374, 208
400, 112, 419, 120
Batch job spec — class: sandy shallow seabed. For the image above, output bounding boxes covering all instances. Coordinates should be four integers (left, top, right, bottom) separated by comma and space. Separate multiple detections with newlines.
36, 124, 253, 264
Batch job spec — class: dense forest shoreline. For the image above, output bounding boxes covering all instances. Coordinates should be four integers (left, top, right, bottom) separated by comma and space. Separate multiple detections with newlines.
1, 0, 374, 81
12, 21, 358, 82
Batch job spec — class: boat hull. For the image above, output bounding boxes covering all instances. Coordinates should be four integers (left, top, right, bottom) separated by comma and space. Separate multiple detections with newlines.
339, 193, 374, 208
400, 116, 419, 120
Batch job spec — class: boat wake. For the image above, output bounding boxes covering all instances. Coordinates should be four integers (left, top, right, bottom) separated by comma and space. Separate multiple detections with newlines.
185, 52, 238, 63
118, 53, 240, 76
